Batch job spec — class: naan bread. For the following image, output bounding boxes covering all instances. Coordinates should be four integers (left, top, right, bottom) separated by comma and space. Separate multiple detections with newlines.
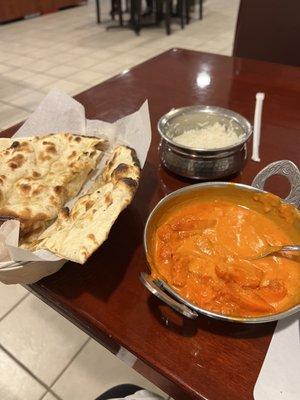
91, 144, 140, 189
0, 133, 107, 234
21, 145, 141, 264
0, 137, 36, 153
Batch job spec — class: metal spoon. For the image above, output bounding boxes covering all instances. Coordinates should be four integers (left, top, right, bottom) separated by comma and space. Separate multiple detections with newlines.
248, 245, 300, 260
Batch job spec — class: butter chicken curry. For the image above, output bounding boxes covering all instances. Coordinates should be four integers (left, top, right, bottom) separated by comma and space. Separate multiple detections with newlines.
148, 186, 300, 318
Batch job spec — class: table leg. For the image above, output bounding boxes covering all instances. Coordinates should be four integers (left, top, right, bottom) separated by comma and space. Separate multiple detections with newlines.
96, 0, 101, 23
165, 0, 171, 35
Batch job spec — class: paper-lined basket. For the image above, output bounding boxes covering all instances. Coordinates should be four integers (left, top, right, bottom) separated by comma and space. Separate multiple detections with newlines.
0, 90, 151, 284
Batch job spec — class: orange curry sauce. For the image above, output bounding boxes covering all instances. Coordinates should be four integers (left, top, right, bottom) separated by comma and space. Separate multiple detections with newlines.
150, 188, 300, 318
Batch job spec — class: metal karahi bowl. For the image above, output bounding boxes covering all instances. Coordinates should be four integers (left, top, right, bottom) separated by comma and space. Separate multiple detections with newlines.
141, 160, 300, 323
158, 105, 252, 180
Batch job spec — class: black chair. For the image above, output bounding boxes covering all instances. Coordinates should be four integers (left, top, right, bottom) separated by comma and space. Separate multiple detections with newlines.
95, 0, 127, 25
95, 0, 188, 35
154, 0, 188, 35
186, 0, 203, 24
233, 0, 300, 67
165, 0, 186, 35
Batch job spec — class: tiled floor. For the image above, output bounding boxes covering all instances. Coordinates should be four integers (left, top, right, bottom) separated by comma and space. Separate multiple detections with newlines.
0, 1, 239, 399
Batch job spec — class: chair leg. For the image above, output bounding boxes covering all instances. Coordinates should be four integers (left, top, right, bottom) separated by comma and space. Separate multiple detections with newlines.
199, 0, 203, 19
154, 0, 159, 25
96, 0, 101, 23
111, 0, 116, 20
186, 0, 190, 24
117, 0, 123, 26
180, 0, 185, 29
170, 0, 174, 15
135, 0, 142, 35
155, 0, 163, 24
165, 0, 171, 35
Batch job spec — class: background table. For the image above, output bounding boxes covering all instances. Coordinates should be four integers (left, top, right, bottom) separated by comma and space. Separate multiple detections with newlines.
2, 49, 300, 400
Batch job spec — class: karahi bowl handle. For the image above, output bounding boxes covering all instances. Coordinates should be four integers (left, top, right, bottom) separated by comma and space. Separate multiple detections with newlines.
140, 272, 198, 319
252, 160, 300, 208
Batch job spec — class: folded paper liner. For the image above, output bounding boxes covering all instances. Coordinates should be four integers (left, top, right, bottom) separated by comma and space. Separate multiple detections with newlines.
0, 89, 151, 284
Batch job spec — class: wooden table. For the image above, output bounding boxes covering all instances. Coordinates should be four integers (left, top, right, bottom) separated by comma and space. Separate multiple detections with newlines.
2, 49, 300, 400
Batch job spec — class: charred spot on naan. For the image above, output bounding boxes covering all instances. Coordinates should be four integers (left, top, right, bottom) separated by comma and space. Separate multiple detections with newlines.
19, 183, 31, 193
10, 141, 20, 149
58, 207, 70, 221
62, 193, 92, 215
54, 185, 64, 195
82, 198, 95, 211
95, 141, 109, 151
8, 140, 32, 154
8, 154, 25, 169
49, 194, 61, 207
44, 144, 57, 155
32, 185, 46, 196
111, 164, 140, 184
102, 146, 141, 184
87, 234, 98, 245
104, 192, 113, 207
32, 171, 41, 179
38, 152, 52, 162
80, 248, 89, 259
89, 150, 97, 159
65, 133, 108, 150
68, 151, 77, 159
112, 163, 129, 178
106, 146, 140, 169
129, 147, 140, 168
121, 177, 139, 194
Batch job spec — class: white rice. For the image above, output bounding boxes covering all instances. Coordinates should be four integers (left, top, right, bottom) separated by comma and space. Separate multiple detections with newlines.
173, 122, 241, 149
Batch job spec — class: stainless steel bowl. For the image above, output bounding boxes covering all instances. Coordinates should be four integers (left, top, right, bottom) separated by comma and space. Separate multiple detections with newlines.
141, 160, 300, 323
158, 105, 252, 179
